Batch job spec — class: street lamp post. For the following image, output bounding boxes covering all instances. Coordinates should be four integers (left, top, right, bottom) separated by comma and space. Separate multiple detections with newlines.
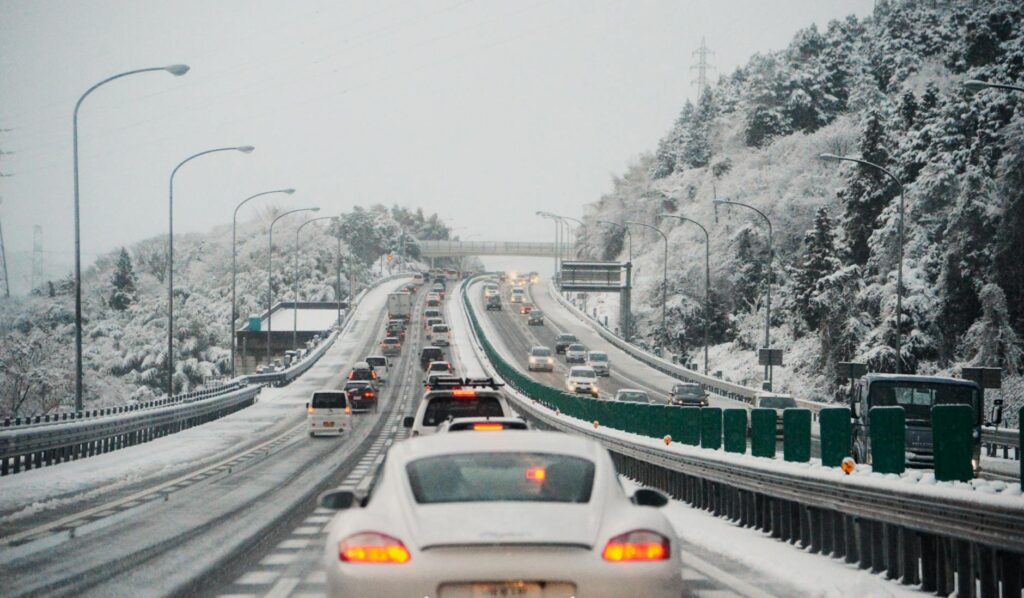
623, 221, 668, 331
536, 211, 561, 275
819, 153, 905, 373
294, 216, 337, 350
167, 145, 254, 399
659, 214, 711, 374
71, 64, 189, 412
267, 207, 319, 363
712, 198, 774, 385
231, 188, 294, 377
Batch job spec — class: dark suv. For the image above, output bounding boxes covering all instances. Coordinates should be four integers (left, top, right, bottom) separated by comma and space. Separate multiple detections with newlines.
420, 346, 445, 370
554, 333, 578, 354
668, 382, 709, 407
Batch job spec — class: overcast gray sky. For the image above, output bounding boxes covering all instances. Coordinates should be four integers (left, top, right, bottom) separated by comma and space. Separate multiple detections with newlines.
0, 0, 874, 278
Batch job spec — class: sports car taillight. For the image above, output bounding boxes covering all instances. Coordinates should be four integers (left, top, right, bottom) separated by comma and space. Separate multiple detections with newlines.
602, 530, 670, 562
339, 532, 411, 564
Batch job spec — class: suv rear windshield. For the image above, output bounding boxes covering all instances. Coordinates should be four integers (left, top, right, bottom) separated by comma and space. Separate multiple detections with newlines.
311, 392, 347, 409
407, 453, 595, 504
432, 325, 449, 333
423, 395, 504, 426
366, 357, 387, 367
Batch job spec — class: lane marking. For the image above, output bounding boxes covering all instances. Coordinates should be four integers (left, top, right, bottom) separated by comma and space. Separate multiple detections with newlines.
264, 576, 301, 598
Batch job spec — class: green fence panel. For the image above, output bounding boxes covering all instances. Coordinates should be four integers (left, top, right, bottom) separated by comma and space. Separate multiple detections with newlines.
1021, 408, 1023, 483
818, 407, 851, 467
932, 404, 974, 482
723, 409, 747, 454
783, 409, 811, 462
700, 407, 722, 450
678, 407, 702, 445
652, 405, 674, 439
869, 407, 905, 474
750, 409, 776, 458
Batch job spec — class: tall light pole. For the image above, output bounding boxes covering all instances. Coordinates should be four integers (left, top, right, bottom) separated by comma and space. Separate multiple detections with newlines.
659, 214, 711, 374
713, 197, 775, 385
536, 211, 561, 275
294, 216, 336, 350
267, 207, 319, 363
819, 153, 905, 373
71, 64, 189, 412
167, 145, 254, 399
624, 221, 668, 331
335, 219, 344, 327
597, 219, 632, 262
231, 188, 294, 378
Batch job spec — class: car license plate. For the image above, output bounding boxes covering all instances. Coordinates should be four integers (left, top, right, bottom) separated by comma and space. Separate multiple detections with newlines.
440, 582, 575, 598
324, 421, 334, 427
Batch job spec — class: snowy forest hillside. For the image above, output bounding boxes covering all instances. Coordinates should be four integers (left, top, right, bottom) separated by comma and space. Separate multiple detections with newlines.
0, 204, 456, 417
577, 0, 1024, 420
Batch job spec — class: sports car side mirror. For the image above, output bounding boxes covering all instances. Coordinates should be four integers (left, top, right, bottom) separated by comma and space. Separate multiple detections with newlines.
403, 416, 414, 428
320, 489, 357, 510
632, 488, 669, 508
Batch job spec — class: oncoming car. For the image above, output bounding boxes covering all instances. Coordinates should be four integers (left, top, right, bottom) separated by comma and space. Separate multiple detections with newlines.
307, 390, 350, 436
564, 343, 587, 364
566, 366, 599, 397
668, 382, 708, 407
319, 431, 682, 597
616, 389, 654, 404
527, 346, 554, 372
587, 350, 610, 376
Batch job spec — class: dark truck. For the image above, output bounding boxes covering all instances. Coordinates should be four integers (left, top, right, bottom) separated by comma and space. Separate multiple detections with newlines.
845, 372, 1001, 475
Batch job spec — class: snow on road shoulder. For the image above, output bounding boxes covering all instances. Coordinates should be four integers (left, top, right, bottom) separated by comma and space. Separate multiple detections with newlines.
0, 277, 410, 524
445, 279, 487, 379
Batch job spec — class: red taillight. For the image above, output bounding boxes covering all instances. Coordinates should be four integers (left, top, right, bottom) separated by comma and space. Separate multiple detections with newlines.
473, 423, 504, 431
339, 532, 410, 564
602, 530, 670, 562
525, 466, 546, 481
452, 389, 476, 398
364, 391, 375, 398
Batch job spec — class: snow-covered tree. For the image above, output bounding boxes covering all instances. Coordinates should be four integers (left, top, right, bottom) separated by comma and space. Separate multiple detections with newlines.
108, 247, 137, 311
792, 207, 840, 330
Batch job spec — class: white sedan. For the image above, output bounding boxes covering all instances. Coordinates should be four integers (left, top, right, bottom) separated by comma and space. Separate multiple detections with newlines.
320, 431, 682, 598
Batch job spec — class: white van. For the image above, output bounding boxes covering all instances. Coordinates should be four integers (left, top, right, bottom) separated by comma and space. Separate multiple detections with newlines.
307, 390, 350, 437
431, 324, 451, 346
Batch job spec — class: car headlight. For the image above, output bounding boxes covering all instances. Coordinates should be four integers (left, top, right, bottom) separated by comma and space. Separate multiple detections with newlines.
547, 358, 553, 364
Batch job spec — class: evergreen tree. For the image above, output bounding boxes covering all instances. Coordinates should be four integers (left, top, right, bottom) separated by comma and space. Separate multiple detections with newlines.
681, 90, 715, 168
792, 208, 840, 329
958, 284, 1022, 376
899, 89, 917, 129
730, 228, 767, 310
839, 108, 894, 266
994, 118, 1024, 335
108, 247, 137, 311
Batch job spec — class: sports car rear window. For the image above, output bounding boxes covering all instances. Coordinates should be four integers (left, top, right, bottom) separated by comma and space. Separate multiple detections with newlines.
407, 452, 595, 504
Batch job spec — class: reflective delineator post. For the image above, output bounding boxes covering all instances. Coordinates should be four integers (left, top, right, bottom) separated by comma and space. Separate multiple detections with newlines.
869, 407, 905, 474
932, 404, 973, 482
783, 409, 811, 462
819, 407, 852, 467
723, 409, 747, 454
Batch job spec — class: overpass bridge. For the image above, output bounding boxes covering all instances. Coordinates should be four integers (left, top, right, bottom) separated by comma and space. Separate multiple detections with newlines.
413, 239, 572, 258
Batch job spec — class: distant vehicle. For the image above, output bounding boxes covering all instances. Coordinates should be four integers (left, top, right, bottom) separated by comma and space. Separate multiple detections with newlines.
387, 292, 413, 321
419, 346, 445, 370
319, 432, 681, 597
423, 308, 442, 322
435, 416, 529, 433
348, 361, 379, 383
431, 283, 446, 300
616, 389, 654, 404
424, 318, 444, 333
564, 343, 587, 364
527, 309, 544, 326
529, 271, 540, 283
483, 284, 499, 298
668, 383, 708, 407
344, 381, 378, 413
365, 356, 389, 384
426, 294, 441, 307
748, 392, 796, 435
424, 373, 461, 391
846, 373, 993, 473
307, 390, 350, 436
386, 320, 406, 340
430, 324, 451, 346
380, 336, 402, 357
403, 378, 513, 437
587, 351, 610, 376
426, 361, 454, 375
555, 333, 578, 354
412, 272, 425, 285
510, 288, 525, 303
518, 303, 534, 315
566, 366, 599, 397
527, 346, 554, 372
486, 294, 502, 311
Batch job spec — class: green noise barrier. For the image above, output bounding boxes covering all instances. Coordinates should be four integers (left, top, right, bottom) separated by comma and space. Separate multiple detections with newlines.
750, 408, 776, 458
818, 407, 851, 467
700, 408, 722, 450
869, 407, 905, 474
723, 409, 747, 454
931, 404, 973, 482
783, 409, 811, 463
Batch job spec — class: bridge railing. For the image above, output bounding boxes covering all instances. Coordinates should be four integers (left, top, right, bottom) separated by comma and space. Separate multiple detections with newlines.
460, 276, 1024, 594
415, 240, 570, 258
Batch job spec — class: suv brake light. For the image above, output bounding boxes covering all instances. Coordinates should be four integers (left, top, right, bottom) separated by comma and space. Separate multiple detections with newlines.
473, 422, 503, 431
339, 532, 411, 564
602, 530, 670, 562
452, 389, 476, 398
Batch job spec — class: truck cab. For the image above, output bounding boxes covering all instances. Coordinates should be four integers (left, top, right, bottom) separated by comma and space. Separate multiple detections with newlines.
848, 374, 983, 472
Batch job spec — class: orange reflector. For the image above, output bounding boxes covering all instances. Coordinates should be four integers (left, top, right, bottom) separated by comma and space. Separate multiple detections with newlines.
452, 389, 477, 398
602, 530, 670, 562
344, 406, 352, 414
473, 423, 504, 431
307, 406, 315, 415
525, 467, 546, 481
339, 532, 411, 564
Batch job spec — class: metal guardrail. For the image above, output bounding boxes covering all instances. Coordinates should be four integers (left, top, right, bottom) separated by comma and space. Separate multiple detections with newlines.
547, 282, 1021, 457
0, 272, 413, 476
462, 276, 1024, 595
